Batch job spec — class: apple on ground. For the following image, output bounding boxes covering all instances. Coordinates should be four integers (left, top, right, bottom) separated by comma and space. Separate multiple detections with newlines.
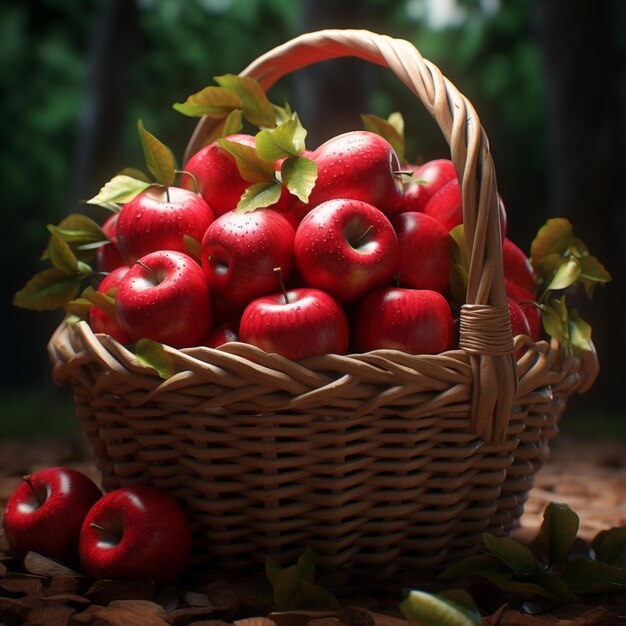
294, 198, 399, 304
506, 279, 542, 342
116, 186, 215, 264
89, 265, 130, 344
79, 485, 191, 587
182, 133, 257, 217
354, 287, 454, 354
116, 250, 213, 348
201, 208, 296, 308
393, 211, 453, 294
399, 158, 457, 214
96, 212, 125, 273
503, 237, 538, 296
306, 131, 404, 216
2, 467, 102, 565
239, 278, 349, 360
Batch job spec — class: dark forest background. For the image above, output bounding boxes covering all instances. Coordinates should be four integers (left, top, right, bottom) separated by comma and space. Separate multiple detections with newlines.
1, 0, 625, 437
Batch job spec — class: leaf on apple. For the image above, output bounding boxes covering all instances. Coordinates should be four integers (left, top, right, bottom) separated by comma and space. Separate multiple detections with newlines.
361, 112, 405, 162
86, 175, 152, 206
13, 269, 83, 311
266, 546, 340, 611
216, 138, 276, 184
137, 119, 177, 186
256, 113, 308, 161
64, 296, 92, 320
132, 338, 175, 379
172, 85, 244, 118
280, 156, 318, 204
197, 108, 245, 149
214, 74, 276, 129
80, 286, 118, 320
236, 181, 282, 213
448, 225, 468, 303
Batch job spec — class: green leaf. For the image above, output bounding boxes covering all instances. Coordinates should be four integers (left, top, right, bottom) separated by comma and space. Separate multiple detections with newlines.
272, 101, 294, 125
214, 74, 276, 128
118, 167, 151, 182
13, 269, 82, 311
544, 256, 581, 292
388, 111, 405, 137
81, 286, 118, 320
449, 263, 469, 304
280, 156, 318, 203
531, 218, 574, 265
561, 557, 626, 594
137, 119, 177, 186
172, 85, 243, 118
216, 138, 276, 184
439, 554, 513, 585
592, 527, 626, 567
86, 175, 152, 206
577, 255, 612, 285
266, 547, 340, 611
482, 533, 540, 574
47, 228, 79, 274
538, 502, 580, 566
64, 297, 92, 320
568, 309, 593, 353
132, 338, 175, 379
222, 108, 244, 137
400, 590, 481, 626
499, 572, 579, 602
183, 235, 202, 263
361, 112, 405, 162
236, 181, 282, 213
52, 214, 106, 244
256, 113, 308, 161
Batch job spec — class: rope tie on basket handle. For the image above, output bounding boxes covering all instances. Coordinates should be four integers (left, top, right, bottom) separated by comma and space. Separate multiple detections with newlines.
458, 304, 514, 356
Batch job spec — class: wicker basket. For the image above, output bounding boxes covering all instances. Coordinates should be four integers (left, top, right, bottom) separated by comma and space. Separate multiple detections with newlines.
47, 29, 599, 577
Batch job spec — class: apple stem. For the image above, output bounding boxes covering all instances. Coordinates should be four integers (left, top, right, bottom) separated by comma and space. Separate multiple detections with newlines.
135, 260, 159, 283
354, 225, 374, 247
22, 475, 43, 507
273, 267, 289, 305
89, 521, 122, 541
393, 169, 414, 176
177, 169, 199, 194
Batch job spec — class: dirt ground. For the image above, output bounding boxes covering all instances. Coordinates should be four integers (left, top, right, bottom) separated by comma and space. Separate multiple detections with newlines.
0, 433, 624, 625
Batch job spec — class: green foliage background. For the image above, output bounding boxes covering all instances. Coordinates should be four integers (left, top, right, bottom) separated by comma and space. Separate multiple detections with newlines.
0, 0, 621, 437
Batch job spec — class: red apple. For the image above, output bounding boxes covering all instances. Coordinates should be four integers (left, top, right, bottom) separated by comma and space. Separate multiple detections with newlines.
201, 209, 295, 308
2, 467, 102, 565
399, 158, 457, 214
503, 237, 537, 296
506, 279, 542, 342
79, 486, 191, 587
307, 131, 403, 216
96, 213, 125, 273
423, 178, 508, 236
89, 265, 130, 344
393, 211, 453, 294
239, 286, 349, 360
182, 133, 257, 217
116, 186, 215, 264
508, 296, 532, 358
205, 320, 239, 348
116, 250, 212, 348
294, 198, 399, 304
354, 287, 454, 354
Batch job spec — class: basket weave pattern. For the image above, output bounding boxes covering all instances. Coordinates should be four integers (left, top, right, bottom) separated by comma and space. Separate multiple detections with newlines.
48, 30, 598, 575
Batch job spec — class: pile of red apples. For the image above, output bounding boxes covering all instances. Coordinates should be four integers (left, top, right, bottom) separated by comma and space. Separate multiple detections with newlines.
92, 129, 540, 361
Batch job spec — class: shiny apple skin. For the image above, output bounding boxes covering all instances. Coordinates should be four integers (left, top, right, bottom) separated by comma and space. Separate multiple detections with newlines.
116, 250, 212, 348
354, 287, 454, 354
89, 265, 131, 344
398, 158, 457, 215
116, 186, 215, 264
2, 467, 102, 565
503, 237, 538, 296
96, 212, 125, 273
294, 198, 399, 304
239, 288, 349, 360
79, 486, 191, 587
201, 209, 295, 308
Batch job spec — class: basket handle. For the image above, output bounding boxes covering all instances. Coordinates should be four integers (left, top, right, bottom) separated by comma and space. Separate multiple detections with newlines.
185, 29, 517, 444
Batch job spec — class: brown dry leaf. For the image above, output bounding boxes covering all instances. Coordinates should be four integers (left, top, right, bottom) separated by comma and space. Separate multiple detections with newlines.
0, 560, 7, 576
107, 598, 168, 618
0, 574, 44, 597
0, 596, 31, 624
169, 605, 235, 626
44, 574, 90, 597
25, 601, 77, 626
201, 579, 240, 619
42, 592, 92, 605
85, 578, 157, 605
23, 551, 81, 577
339, 606, 376, 626
76, 604, 170, 626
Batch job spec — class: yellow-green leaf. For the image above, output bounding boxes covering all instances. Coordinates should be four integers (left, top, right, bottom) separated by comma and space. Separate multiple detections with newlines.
81, 286, 118, 320
47, 227, 79, 274
216, 138, 276, 184
361, 112, 405, 162
13, 269, 82, 311
214, 74, 276, 128
222, 108, 244, 137
578, 255, 612, 284
86, 175, 152, 206
280, 156, 318, 203
256, 113, 307, 161
531, 218, 573, 264
172, 85, 243, 118
183, 235, 202, 262
64, 297, 92, 320
400, 590, 481, 626
236, 181, 282, 213
568, 308, 593, 353
137, 119, 177, 186
544, 256, 581, 292
117, 167, 151, 182
133, 338, 175, 379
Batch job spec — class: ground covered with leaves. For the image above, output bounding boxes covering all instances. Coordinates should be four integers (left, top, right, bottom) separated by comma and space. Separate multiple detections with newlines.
0, 435, 624, 626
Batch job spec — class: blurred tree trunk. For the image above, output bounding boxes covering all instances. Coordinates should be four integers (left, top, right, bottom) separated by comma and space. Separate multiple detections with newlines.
294, 0, 372, 147
531, 0, 626, 410
70, 0, 138, 213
